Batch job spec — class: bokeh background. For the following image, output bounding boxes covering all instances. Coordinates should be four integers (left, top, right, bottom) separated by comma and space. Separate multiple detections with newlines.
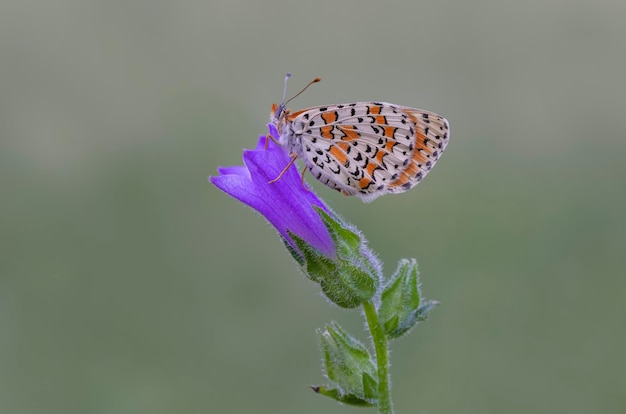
1, 0, 625, 413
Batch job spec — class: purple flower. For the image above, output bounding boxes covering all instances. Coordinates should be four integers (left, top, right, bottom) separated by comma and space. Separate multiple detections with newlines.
210, 132, 335, 258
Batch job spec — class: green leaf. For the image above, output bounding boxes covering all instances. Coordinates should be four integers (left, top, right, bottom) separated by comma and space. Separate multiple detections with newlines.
362, 372, 378, 401
310, 386, 375, 407
415, 299, 440, 322
382, 314, 399, 335
318, 322, 378, 402
379, 259, 438, 339
379, 260, 420, 329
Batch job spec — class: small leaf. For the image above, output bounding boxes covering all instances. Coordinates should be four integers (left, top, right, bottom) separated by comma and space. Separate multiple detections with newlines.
318, 323, 377, 401
416, 300, 440, 322
379, 259, 419, 332
311, 386, 375, 407
383, 314, 399, 335
389, 300, 440, 339
362, 372, 378, 401
379, 259, 438, 339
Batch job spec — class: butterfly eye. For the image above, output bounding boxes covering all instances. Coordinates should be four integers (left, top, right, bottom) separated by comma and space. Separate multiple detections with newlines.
275, 104, 286, 119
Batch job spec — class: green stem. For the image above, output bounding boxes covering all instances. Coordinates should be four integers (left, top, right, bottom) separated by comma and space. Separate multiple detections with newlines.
363, 300, 393, 414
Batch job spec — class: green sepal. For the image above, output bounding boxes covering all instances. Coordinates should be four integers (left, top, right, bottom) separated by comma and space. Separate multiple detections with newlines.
310, 386, 375, 407
317, 261, 376, 309
287, 209, 378, 308
281, 237, 305, 266
379, 259, 438, 339
318, 322, 378, 403
289, 231, 336, 284
316, 207, 361, 256
315, 208, 380, 281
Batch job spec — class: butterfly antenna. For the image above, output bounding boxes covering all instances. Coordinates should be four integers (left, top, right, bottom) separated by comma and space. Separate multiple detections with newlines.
279, 73, 292, 107
284, 76, 321, 106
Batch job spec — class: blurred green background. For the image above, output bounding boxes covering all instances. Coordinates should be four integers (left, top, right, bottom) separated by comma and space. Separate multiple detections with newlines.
1, 0, 625, 413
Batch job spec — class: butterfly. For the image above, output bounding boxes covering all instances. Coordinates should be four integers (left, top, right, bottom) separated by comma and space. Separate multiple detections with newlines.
267, 75, 450, 202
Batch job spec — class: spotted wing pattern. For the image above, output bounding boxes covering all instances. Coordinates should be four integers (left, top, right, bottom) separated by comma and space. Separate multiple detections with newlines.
284, 102, 449, 202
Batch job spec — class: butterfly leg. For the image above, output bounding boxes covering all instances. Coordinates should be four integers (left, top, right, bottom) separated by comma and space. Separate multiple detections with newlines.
264, 133, 281, 150
268, 154, 298, 184
300, 165, 310, 192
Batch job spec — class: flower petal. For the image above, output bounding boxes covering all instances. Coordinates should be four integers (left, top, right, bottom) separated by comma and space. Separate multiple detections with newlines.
210, 134, 335, 258
217, 165, 248, 177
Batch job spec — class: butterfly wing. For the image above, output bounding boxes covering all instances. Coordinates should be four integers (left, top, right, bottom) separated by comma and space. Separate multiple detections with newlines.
289, 102, 449, 202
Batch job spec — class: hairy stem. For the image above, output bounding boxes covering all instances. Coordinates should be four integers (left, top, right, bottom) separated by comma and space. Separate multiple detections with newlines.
363, 300, 393, 414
